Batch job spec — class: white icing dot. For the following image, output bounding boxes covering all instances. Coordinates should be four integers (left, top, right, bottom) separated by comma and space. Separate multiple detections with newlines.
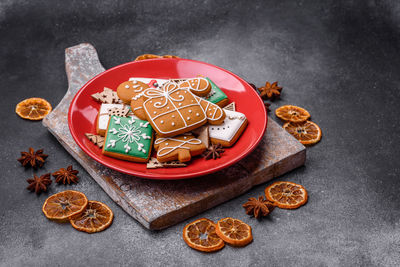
196, 113, 199, 116
133, 80, 137, 84
184, 136, 187, 139
178, 103, 182, 106
150, 100, 153, 103
191, 100, 194, 102
160, 120, 164, 124
125, 85, 130, 88
165, 143, 169, 145
187, 117, 190, 121
154, 111, 157, 114
172, 122, 175, 126
172, 115, 175, 118
188, 110, 192, 113
167, 106, 170, 109
209, 113, 212, 116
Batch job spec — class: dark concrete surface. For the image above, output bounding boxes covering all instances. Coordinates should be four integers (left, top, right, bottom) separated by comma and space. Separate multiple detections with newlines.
1, 0, 399, 266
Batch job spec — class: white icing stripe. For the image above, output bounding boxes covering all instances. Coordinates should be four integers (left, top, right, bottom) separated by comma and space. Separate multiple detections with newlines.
151, 103, 200, 120
155, 137, 202, 157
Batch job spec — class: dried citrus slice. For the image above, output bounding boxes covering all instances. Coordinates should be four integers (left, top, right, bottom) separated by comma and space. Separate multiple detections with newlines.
70, 201, 113, 233
42, 190, 88, 222
182, 218, 225, 252
265, 181, 308, 209
215, 217, 253, 247
135, 54, 179, 61
15, 98, 52, 120
283, 120, 322, 145
275, 105, 310, 122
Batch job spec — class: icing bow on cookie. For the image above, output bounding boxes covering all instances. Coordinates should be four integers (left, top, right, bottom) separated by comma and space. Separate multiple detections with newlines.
143, 83, 184, 108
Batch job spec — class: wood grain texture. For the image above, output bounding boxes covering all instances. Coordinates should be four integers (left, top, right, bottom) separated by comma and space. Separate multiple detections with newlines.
42, 43, 306, 230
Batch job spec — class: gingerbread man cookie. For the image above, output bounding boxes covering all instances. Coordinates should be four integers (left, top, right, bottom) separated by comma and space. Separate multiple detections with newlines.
102, 116, 154, 162
142, 81, 226, 137
154, 134, 206, 162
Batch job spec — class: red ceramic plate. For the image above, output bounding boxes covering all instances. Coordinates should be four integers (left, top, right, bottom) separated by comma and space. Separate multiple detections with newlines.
68, 58, 267, 180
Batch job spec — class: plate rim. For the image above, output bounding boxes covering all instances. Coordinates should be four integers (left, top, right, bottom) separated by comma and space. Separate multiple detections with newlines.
68, 58, 267, 179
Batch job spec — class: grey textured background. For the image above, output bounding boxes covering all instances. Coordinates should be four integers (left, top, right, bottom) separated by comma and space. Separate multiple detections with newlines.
1, 0, 400, 266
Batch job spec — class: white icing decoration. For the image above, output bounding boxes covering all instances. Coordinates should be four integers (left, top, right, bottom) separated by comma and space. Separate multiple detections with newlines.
107, 140, 116, 148
132, 91, 145, 101
172, 122, 175, 126
208, 110, 247, 142
140, 122, 149, 128
187, 117, 190, 121
113, 117, 121, 125
132, 80, 137, 84
172, 115, 175, 118
196, 113, 199, 116
189, 110, 192, 113
125, 85, 130, 89
160, 120, 164, 124
128, 118, 135, 124
154, 136, 202, 157
109, 128, 118, 135
124, 143, 131, 153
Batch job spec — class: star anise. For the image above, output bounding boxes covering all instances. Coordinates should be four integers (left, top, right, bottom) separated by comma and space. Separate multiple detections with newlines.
242, 196, 275, 219
17, 148, 48, 168
258, 81, 282, 101
52, 165, 79, 184
202, 143, 225, 160
27, 173, 52, 194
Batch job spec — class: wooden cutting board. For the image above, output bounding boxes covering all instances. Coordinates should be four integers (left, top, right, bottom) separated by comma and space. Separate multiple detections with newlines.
42, 43, 306, 230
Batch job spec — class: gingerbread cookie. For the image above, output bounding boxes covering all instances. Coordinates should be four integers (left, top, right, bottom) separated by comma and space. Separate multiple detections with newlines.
142, 81, 226, 137
102, 116, 154, 162
201, 78, 229, 107
154, 134, 206, 162
178, 77, 211, 97
117, 80, 149, 104
209, 109, 248, 147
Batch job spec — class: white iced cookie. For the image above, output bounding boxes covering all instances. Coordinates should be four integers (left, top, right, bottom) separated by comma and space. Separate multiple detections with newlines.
208, 109, 248, 147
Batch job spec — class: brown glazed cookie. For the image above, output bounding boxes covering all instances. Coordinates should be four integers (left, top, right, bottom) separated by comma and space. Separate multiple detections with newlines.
178, 77, 211, 97
153, 134, 206, 163
117, 80, 149, 104
142, 81, 225, 138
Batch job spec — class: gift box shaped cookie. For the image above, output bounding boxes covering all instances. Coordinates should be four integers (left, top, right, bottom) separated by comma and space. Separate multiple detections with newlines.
102, 116, 154, 162
141, 81, 226, 137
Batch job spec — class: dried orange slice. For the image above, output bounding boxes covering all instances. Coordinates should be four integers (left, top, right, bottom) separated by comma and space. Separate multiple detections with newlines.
70, 201, 113, 233
182, 218, 225, 252
42, 190, 88, 222
283, 120, 322, 145
135, 54, 179, 61
265, 181, 308, 209
215, 217, 253, 247
275, 105, 310, 122
15, 98, 52, 120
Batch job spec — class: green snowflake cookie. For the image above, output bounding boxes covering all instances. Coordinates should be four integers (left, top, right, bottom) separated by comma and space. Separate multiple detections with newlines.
203, 77, 228, 105
103, 116, 153, 161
